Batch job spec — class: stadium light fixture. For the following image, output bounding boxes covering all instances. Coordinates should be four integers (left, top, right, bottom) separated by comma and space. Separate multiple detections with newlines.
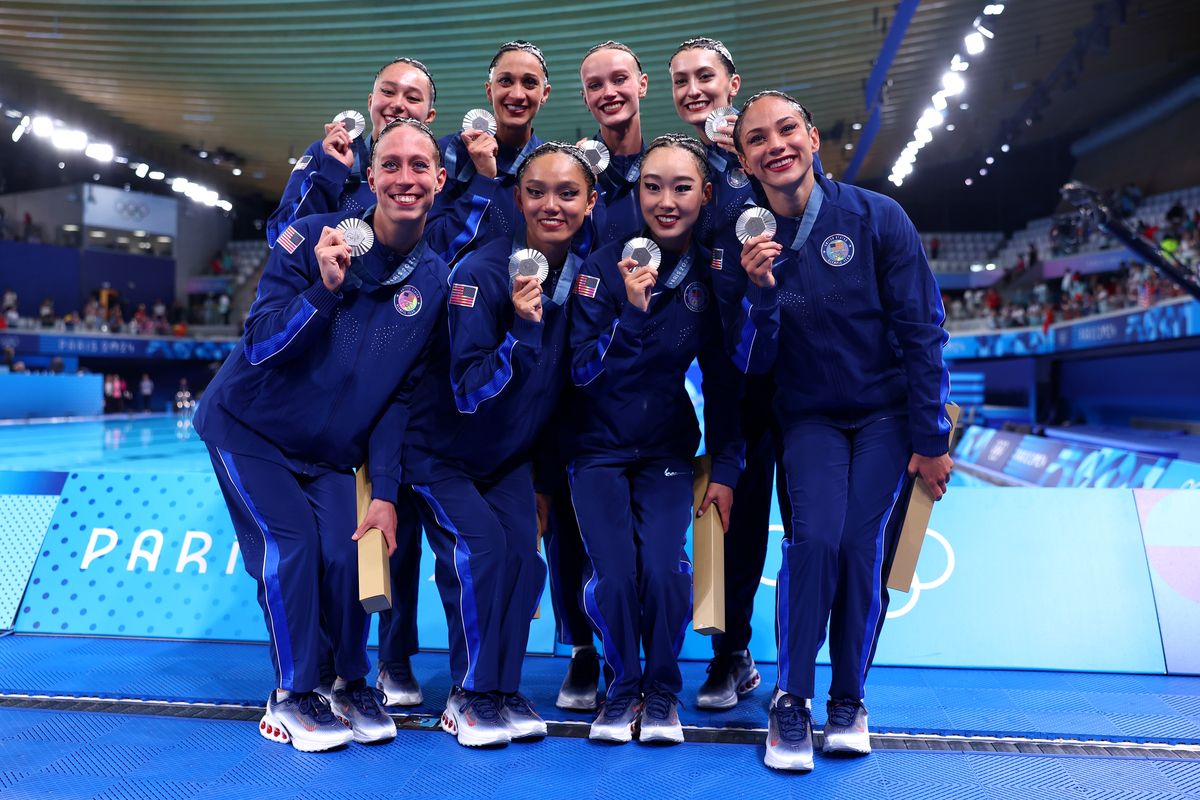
965, 32, 986, 55
942, 72, 967, 96
134, 163, 149, 178
51, 128, 87, 151
30, 115, 54, 138
85, 142, 114, 162
148, 170, 165, 181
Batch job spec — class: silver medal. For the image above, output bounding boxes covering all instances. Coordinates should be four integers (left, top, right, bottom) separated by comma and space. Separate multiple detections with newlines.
336, 217, 375, 257
705, 106, 738, 141
332, 110, 366, 141
735, 207, 777, 244
508, 248, 550, 284
462, 108, 498, 136
579, 139, 611, 175
622, 237, 662, 272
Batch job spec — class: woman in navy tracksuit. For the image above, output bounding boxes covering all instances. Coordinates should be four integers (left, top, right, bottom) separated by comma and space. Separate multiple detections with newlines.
716, 92, 952, 771
425, 41, 551, 266
402, 143, 598, 748
194, 119, 449, 753
579, 40, 647, 246
264, 56, 438, 707
569, 135, 744, 745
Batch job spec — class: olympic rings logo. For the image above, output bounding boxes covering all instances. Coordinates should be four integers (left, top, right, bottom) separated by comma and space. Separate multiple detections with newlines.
115, 200, 149, 220
757, 525, 955, 619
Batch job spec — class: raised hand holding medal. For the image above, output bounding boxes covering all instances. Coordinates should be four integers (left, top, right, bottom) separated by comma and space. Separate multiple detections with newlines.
460, 108, 500, 179
620, 237, 661, 313
736, 207, 782, 289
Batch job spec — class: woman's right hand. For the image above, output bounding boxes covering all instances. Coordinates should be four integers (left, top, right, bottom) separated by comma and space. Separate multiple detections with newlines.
314, 227, 352, 292
321, 123, 356, 169
740, 233, 782, 289
620, 257, 657, 312
512, 274, 543, 323
461, 129, 499, 179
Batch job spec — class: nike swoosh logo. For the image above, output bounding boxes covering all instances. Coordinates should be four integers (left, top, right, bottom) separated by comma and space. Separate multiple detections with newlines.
664, 468, 685, 477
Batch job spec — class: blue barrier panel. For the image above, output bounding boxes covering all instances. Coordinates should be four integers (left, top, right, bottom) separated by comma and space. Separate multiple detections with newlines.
1135, 490, 1200, 675
0, 471, 67, 629
871, 488, 1165, 673
11, 469, 556, 653
0, 330, 239, 362
0, 373, 103, 419
9, 469, 1170, 673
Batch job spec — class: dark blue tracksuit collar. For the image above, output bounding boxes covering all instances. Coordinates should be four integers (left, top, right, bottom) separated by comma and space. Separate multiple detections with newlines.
343, 211, 428, 289
593, 129, 644, 188
706, 142, 733, 175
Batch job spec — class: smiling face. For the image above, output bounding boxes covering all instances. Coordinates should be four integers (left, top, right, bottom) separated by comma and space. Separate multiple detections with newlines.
735, 95, 820, 196
486, 50, 550, 131
580, 47, 646, 130
367, 125, 446, 227
669, 47, 740, 132
638, 145, 711, 252
367, 62, 436, 138
515, 152, 596, 253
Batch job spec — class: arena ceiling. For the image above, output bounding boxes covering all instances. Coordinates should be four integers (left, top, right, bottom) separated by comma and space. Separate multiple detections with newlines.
0, 0, 1196, 203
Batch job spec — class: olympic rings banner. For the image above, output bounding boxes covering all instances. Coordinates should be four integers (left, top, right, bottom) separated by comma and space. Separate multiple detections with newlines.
6, 467, 1191, 674
82, 184, 177, 237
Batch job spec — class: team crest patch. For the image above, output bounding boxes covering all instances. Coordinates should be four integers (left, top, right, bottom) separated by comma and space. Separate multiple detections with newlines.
711, 248, 724, 271
726, 168, 750, 189
393, 286, 422, 316
683, 281, 708, 313
821, 234, 855, 267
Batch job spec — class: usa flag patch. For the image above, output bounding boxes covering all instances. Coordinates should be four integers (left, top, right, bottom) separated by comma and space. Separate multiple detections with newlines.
291, 154, 312, 172
573, 274, 600, 299
277, 226, 305, 254
711, 248, 724, 270
449, 283, 478, 308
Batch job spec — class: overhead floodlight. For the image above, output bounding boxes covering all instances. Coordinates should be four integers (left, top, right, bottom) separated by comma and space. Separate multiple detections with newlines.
965, 32, 986, 55
1000, 143, 1010, 153
202, 190, 219, 206
134, 163, 150, 178
979, 168, 988, 176
148, 170, 165, 180
951, 54, 969, 72
974, 22, 994, 38
986, 263, 997, 270
231, 168, 242, 176
85, 142, 114, 162
984, 4, 1005, 14
985, 156, 995, 165
965, 178, 974, 186
942, 71, 967, 96
851, 122, 863, 131
185, 183, 206, 201
946, 124, 957, 132
970, 263, 983, 272
917, 108, 944, 130
216, 200, 233, 212
51, 128, 87, 151
915, 128, 933, 145
171, 177, 189, 192
30, 115, 54, 137
931, 92, 948, 111
11, 116, 29, 142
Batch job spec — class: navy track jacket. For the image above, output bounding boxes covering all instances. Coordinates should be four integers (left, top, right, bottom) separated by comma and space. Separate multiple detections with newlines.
194, 210, 448, 502
424, 132, 544, 267
589, 131, 645, 247
402, 235, 583, 485
711, 173, 951, 457
266, 136, 374, 249
569, 238, 744, 488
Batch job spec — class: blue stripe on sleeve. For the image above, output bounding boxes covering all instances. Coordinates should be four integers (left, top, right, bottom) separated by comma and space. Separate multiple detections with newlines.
449, 193, 491, 264
732, 296, 758, 374
571, 319, 619, 387
244, 297, 318, 366
453, 332, 518, 414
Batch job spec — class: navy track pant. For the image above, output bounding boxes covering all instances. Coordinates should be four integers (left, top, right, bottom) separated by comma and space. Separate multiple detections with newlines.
208, 445, 369, 692
413, 462, 545, 694
569, 455, 693, 700
776, 416, 911, 701
541, 471, 594, 647
376, 486, 423, 662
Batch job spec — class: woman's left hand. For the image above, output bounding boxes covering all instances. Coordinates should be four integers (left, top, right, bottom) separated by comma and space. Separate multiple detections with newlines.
908, 453, 953, 501
698, 481, 735, 532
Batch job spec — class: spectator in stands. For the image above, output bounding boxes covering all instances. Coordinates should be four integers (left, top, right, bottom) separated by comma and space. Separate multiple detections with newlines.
929, 236, 940, 260
107, 304, 125, 333
130, 304, 150, 334
2, 287, 15, 314
39, 298, 54, 328
22, 211, 33, 241
1, 346, 14, 371
1027, 241, 1039, 269
217, 293, 231, 325
985, 287, 1002, 314
140, 373, 154, 412
1166, 199, 1186, 227
49, 356, 65, 375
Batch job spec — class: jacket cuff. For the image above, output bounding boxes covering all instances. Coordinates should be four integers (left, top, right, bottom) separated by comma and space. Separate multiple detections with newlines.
745, 281, 779, 309
511, 316, 544, 352
316, 154, 352, 185
618, 302, 650, 335
710, 460, 743, 490
369, 473, 399, 504
466, 172, 501, 199
303, 281, 342, 316
912, 432, 951, 458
